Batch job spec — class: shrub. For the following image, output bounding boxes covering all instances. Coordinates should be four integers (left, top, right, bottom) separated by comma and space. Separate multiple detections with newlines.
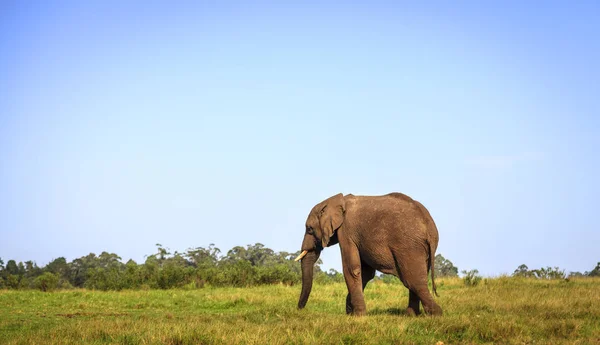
34, 272, 59, 292
58, 279, 73, 289
5, 275, 25, 289
462, 269, 482, 287
380, 274, 402, 284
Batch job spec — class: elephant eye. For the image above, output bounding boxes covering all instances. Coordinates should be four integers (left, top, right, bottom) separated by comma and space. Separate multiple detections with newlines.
307, 227, 314, 235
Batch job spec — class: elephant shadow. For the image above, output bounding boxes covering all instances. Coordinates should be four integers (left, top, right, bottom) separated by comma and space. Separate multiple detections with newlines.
369, 307, 412, 316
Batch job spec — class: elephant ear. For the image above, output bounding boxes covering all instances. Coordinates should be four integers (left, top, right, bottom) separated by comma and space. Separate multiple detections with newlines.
319, 193, 345, 248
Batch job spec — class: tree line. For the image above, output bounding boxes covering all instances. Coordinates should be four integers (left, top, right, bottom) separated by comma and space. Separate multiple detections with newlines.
0, 243, 339, 291
512, 263, 600, 279
0, 243, 598, 291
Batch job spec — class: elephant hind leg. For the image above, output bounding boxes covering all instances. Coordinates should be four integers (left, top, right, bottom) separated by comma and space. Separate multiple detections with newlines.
407, 290, 421, 316
408, 271, 442, 316
416, 285, 442, 316
394, 252, 442, 316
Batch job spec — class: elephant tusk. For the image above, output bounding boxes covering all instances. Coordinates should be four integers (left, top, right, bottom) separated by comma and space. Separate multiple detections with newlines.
294, 250, 308, 262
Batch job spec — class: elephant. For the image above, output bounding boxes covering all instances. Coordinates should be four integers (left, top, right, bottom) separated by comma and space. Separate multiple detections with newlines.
294, 192, 442, 316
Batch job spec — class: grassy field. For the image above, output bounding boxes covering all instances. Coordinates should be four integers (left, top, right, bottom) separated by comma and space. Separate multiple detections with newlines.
1, 277, 599, 345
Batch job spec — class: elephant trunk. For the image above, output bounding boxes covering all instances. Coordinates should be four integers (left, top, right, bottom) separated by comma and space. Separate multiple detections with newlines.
298, 249, 320, 309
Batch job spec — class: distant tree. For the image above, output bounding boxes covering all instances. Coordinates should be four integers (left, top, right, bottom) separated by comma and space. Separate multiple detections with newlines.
315, 268, 344, 284
122, 259, 142, 289
46, 257, 70, 280
513, 264, 535, 278
186, 244, 221, 268
223, 246, 248, 263
97, 252, 123, 269
0, 258, 4, 289
5, 260, 19, 275
532, 266, 565, 280
222, 243, 284, 267
326, 269, 344, 281
587, 262, 600, 277
245, 243, 276, 266
3, 260, 24, 288
24, 261, 42, 278
69, 253, 99, 287
83, 252, 129, 290
155, 244, 169, 262
568, 271, 585, 278
17, 262, 26, 275
156, 251, 193, 289
435, 254, 458, 277
145, 244, 174, 268
513, 264, 565, 279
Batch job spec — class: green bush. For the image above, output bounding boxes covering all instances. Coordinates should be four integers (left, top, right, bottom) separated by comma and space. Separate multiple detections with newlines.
5, 275, 25, 289
379, 274, 402, 284
462, 269, 482, 287
58, 279, 73, 290
34, 272, 59, 292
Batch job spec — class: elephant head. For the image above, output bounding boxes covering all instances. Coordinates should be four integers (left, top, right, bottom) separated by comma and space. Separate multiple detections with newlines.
295, 193, 345, 309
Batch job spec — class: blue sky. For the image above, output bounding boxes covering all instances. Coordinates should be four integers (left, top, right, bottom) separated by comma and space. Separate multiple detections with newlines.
1, 1, 599, 276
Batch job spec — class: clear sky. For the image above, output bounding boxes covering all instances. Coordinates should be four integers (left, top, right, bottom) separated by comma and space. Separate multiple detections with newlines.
1, 1, 599, 276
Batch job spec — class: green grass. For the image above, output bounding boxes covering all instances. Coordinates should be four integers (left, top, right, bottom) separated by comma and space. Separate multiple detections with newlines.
1, 277, 599, 344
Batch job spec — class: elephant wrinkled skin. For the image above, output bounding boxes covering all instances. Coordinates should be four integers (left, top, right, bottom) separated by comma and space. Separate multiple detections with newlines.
296, 192, 442, 316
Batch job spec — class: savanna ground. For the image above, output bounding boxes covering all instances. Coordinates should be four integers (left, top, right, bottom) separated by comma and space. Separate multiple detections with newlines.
1, 277, 599, 345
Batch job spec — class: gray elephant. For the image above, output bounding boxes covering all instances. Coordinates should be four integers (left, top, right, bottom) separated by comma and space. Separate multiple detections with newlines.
295, 192, 442, 316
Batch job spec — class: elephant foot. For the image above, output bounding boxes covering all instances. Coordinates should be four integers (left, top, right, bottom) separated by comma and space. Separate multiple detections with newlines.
350, 309, 366, 317
346, 303, 366, 316
424, 304, 443, 316
346, 295, 366, 316
405, 307, 420, 316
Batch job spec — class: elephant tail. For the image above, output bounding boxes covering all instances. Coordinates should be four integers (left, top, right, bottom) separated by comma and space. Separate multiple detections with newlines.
428, 240, 439, 297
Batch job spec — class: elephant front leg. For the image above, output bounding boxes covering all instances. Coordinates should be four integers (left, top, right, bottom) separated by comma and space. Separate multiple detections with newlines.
346, 264, 376, 314
341, 249, 367, 316
343, 269, 365, 316
345, 293, 354, 314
